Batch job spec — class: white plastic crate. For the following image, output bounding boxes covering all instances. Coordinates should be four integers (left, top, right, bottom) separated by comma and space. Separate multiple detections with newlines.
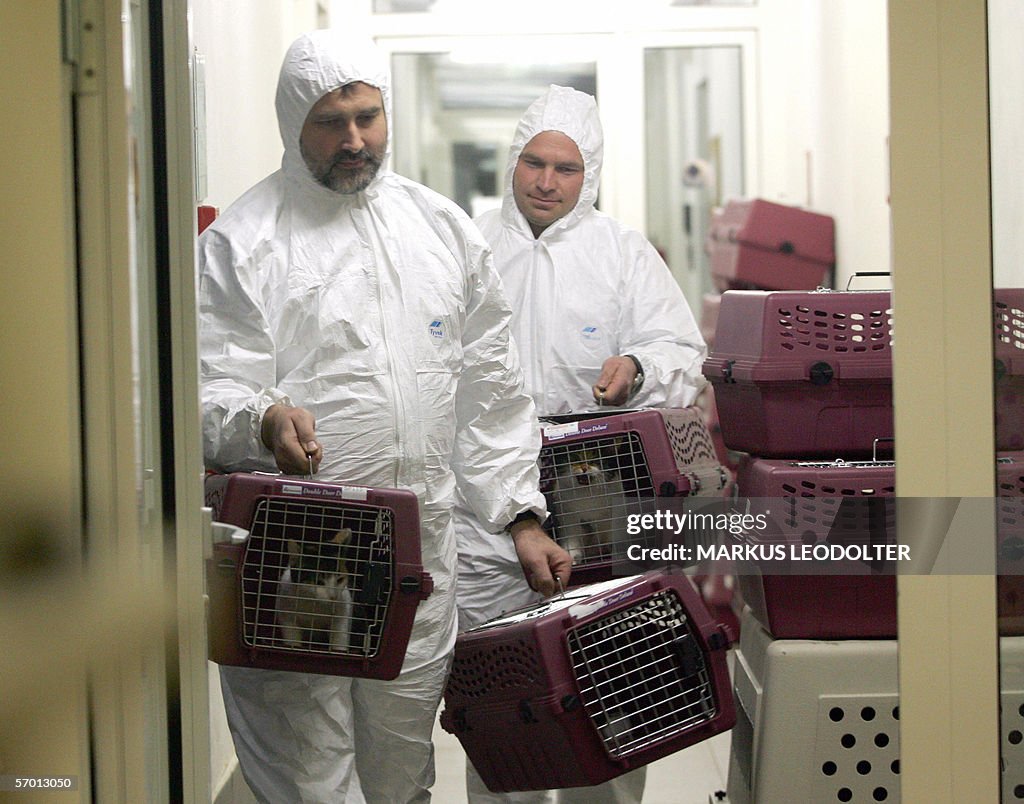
727, 607, 1024, 803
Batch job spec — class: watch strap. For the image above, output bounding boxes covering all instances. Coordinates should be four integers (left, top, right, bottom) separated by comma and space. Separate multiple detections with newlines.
624, 353, 644, 394
505, 510, 540, 533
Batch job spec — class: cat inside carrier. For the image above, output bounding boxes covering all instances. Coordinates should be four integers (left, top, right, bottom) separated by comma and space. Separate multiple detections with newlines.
539, 408, 728, 585
205, 472, 433, 679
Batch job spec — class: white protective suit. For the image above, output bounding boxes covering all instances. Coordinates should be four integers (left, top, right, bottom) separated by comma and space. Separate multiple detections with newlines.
199, 31, 547, 804
455, 86, 707, 804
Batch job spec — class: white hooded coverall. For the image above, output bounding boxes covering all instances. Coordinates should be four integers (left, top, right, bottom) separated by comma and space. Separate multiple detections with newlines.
199, 31, 547, 804
455, 86, 707, 803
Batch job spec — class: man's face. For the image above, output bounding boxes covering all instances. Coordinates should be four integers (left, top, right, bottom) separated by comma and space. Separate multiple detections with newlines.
512, 130, 585, 237
300, 82, 387, 194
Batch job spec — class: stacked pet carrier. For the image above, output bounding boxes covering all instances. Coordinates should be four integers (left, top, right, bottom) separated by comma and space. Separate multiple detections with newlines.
706, 199, 837, 293
538, 407, 729, 586
704, 285, 898, 604
995, 289, 1024, 636
700, 202, 838, 501
205, 472, 433, 679
702, 202, 902, 800
697, 199, 841, 644
700, 252, 1024, 798
440, 570, 736, 792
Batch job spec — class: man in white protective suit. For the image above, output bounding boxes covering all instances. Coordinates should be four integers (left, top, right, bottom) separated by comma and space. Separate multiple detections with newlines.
199, 32, 571, 803
455, 85, 707, 804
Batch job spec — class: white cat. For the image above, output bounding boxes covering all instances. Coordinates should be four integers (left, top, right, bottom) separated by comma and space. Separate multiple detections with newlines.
549, 447, 629, 564
276, 528, 353, 653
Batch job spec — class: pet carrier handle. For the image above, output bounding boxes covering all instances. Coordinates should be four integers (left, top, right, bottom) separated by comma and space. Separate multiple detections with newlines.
845, 271, 891, 290
712, 622, 736, 650
872, 437, 895, 462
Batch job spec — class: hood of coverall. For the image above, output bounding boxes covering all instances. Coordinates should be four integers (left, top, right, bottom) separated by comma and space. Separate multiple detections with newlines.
501, 84, 604, 238
275, 30, 393, 190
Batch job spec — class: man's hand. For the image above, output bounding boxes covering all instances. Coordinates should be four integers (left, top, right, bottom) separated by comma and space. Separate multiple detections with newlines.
261, 404, 322, 475
592, 355, 638, 407
510, 519, 572, 597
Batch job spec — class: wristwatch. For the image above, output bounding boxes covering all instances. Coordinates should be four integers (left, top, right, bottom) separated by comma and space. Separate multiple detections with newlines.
505, 510, 540, 533
624, 354, 645, 396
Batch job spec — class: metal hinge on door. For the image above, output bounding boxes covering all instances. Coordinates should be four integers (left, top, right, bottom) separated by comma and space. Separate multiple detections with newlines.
63, 0, 100, 96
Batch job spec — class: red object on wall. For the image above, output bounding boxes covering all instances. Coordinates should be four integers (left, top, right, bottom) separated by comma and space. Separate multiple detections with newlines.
198, 204, 218, 234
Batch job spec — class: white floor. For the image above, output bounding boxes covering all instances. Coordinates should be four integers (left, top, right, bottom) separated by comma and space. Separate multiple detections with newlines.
431, 704, 733, 804
226, 699, 732, 804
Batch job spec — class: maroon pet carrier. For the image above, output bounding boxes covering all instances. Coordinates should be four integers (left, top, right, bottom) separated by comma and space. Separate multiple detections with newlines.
706, 198, 835, 292
695, 386, 740, 476
994, 288, 1024, 450
205, 472, 433, 679
700, 292, 723, 350
732, 455, 897, 639
996, 452, 1024, 634
732, 453, 1024, 639
440, 571, 735, 792
703, 289, 894, 458
539, 408, 728, 585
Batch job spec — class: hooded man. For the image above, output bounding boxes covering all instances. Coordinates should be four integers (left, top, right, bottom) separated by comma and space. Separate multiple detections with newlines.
454, 85, 707, 804
199, 32, 570, 803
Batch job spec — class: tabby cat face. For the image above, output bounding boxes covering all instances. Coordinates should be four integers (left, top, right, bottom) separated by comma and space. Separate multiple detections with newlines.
561, 446, 608, 486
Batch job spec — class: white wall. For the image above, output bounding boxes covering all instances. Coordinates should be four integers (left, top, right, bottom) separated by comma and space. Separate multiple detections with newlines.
989, 0, 1024, 288
190, 3, 321, 795
192, 0, 321, 211
811, 1, 891, 286
755, 0, 890, 288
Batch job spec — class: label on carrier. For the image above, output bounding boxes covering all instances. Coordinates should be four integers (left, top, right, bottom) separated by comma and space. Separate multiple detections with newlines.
542, 421, 580, 440
569, 584, 639, 621
279, 482, 369, 501
542, 420, 613, 440
472, 576, 643, 631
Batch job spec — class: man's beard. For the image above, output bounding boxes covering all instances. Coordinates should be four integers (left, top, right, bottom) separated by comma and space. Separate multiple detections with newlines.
303, 146, 384, 194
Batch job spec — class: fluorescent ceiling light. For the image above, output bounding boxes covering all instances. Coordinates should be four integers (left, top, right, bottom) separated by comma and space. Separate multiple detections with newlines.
448, 38, 596, 66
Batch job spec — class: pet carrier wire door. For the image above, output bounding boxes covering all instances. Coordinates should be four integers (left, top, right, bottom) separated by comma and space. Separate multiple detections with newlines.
441, 571, 735, 792
539, 408, 728, 586
205, 472, 433, 679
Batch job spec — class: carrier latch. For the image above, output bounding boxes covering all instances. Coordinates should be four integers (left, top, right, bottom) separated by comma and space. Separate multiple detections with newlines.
722, 360, 736, 383
400, 571, 434, 600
